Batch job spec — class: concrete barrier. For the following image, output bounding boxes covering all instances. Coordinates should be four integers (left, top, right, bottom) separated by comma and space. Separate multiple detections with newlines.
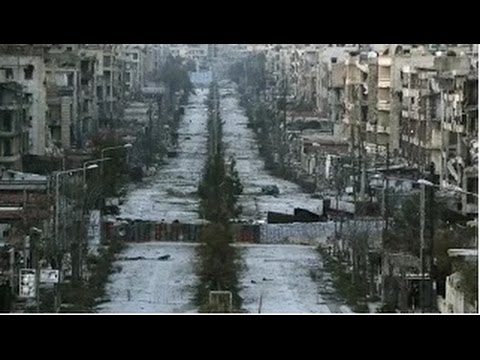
101, 218, 384, 246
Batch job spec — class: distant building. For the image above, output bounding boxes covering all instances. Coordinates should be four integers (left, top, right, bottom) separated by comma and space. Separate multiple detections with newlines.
0, 45, 49, 159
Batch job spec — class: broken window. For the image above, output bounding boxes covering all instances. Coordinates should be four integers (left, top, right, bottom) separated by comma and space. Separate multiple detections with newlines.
1, 111, 13, 132
48, 105, 61, 123
81, 60, 90, 73
24, 65, 34, 80
132, 53, 138, 60
467, 177, 478, 204
67, 73, 74, 86
361, 105, 368, 122
103, 55, 111, 67
5, 68, 13, 79
2, 139, 13, 156
97, 86, 103, 100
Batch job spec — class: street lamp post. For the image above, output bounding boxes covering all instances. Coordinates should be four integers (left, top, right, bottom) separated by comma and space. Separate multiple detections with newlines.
79, 158, 110, 280
83, 158, 111, 185
418, 180, 426, 312
416, 178, 478, 312
30, 227, 42, 313
53, 164, 98, 313
100, 144, 133, 175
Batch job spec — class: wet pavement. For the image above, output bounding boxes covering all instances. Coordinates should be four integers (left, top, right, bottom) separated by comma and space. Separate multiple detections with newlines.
237, 244, 352, 313
98, 242, 352, 314
97, 242, 198, 313
118, 82, 324, 224
101, 80, 351, 313
220, 83, 324, 222
118, 88, 209, 223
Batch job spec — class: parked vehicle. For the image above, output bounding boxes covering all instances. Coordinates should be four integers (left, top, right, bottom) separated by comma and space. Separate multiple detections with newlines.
260, 185, 280, 196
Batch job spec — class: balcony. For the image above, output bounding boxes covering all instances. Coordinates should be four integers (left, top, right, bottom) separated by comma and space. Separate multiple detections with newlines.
47, 117, 61, 126
443, 122, 454, 132
0, 102, 29, 111
377, 100, 391, 111
403, 110, 421, 121
464, 203, 478, 215
377, 125, 390, 134
378, 78, 391, 88
0, 127, 22, 137
402, 88, 419, 97
47, 85, 73, 98
378, 57, 392, 67
0, 153, 21, 163
80, 88, 93, 100
366, 123, 376, 133
454, 123, 465, 133
426, 132, 442, 150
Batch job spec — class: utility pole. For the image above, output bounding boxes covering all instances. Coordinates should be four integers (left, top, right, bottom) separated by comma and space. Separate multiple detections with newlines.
427, 171, 436, 312
282, 76, 287, 172
53, 165, 99, 312
407, 68, 412, 164
358, 85, 366, 206
148, 102, 153, 169
53, 174, 60, 313
385, 143, 390, 233
31, 228, 42, 312
244, 58, 248, 90
350, 106, 358, 214
157, 94, 163, 156
419, 182, 426, 313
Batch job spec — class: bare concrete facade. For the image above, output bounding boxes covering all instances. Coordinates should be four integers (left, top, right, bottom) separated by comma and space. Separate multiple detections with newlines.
0, 53, 48, 157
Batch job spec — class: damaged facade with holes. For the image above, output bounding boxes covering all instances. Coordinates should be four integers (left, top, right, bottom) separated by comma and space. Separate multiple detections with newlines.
45, 47, 82, 152
287, 128, 349, 194
121, 45, 146, 99
0, 82, 30, 171
0, 168, 52, 302
400, 51, 478, 217
0, 45, 50, 171
437, 248, 478, 313
82, 44, 126, 129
